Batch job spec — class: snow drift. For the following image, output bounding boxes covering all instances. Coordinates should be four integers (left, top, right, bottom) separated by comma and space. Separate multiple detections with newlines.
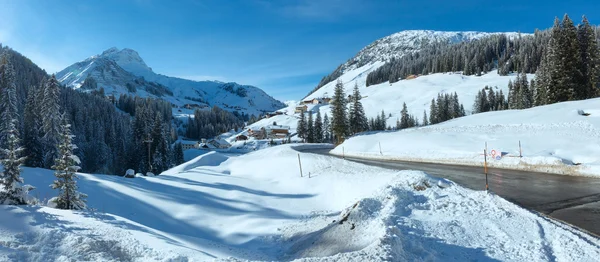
1, 145, 600, 261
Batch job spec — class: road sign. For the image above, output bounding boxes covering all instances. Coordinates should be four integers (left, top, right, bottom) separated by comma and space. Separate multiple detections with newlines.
490, 149, 502, 160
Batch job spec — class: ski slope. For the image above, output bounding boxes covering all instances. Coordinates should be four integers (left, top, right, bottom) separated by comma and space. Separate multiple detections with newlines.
1, 145, 600, 261
333, 97, 600, 177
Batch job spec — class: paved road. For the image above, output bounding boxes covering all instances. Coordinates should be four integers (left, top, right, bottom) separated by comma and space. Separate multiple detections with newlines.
300, 148, 600, 236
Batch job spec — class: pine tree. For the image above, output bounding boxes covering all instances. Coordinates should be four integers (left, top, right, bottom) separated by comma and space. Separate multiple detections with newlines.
307, 112, 314, 143
429, 98, 438, 124
558, 14, 582, 102
41, 75, 62, 169
151, 114, 169, 173
0, 60, 31, 205
508, 80, 517, 109
0, 120, 31, 205
297, 112, 306, 142
535, 49, 550, 106
487, 87, 496, 111
422, 110, 429, 126
23, 85, 43, 167
473, 90, 482, 114
314, 110, 323, 143
331, 80, 348, 144
577, 16, 600, 99
400, 102, 409, 129
174, 142, 184, 165
379, 110, 387, 130
50, 116, 87, 210
0, 60, 18, 149
322, 113, 331, 143
348, 83, 368, 135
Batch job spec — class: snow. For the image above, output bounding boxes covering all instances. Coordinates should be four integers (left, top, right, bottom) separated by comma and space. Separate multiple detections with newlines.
1, 145, 600, 261
56, 48, 285, 116
333, 97, 600, 177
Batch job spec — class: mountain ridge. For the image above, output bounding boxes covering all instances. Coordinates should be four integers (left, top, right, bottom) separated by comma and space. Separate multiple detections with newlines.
304, 30, 525, 99
57, 47, 285, 116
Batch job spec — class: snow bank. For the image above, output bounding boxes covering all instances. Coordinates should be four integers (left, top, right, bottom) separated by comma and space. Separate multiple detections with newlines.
333, 97, 600, 177
2, 145, 600, 261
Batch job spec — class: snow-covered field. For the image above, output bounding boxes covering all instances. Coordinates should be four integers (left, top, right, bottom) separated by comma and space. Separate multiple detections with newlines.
333, 97, 600, 177
1, 145, 600, 261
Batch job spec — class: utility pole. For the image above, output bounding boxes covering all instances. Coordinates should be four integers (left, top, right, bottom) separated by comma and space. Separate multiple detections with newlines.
143, 133, 153, 172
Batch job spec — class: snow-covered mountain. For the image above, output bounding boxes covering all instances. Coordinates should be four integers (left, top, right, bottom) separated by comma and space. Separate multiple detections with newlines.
254, 30, 525, 135
57, 47, 285, 116
306, 30, 522, 99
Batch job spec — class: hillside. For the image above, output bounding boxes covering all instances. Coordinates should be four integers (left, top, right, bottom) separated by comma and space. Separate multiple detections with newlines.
306, 30, 522, 99
333, 97, 600, 177
2, 145, 600, 261
57, 47, 285, 116
253, 70, 528, 137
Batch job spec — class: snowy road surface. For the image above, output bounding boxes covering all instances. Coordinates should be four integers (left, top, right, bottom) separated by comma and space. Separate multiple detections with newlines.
301, 147, 600, 236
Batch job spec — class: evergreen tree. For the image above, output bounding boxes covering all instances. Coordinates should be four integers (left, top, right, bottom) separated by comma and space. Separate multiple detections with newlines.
0, 120, 31, 205
322, 113, 331, 143
535, 49, 550, 106
348, 83, 368, 134
557, 14, 582, 101
50, 116, 87, 210
41, 75, 62, 169
307, 112, 314, 143
508, 80, 517, 109
487, 88, 496, 111
518, 72, 533, 108
173, 142, 185, 165
379, 110, 387, 130
297, 112, 306, 142
314, 110, 323, 143
0, 60, 18, 148
151, 114, 169, 174
577, 16, 600, 99
400, 103, 410, 129
331, 80, 348, 143
422, 110, 429, 126
0, 60, 31, 205
23, 85, 43, 167
429, 98, 438, 124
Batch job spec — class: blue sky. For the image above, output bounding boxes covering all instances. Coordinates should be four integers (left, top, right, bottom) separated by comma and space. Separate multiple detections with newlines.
1, 0, 599, 101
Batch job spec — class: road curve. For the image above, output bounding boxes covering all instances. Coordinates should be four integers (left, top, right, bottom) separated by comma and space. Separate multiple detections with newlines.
298, 147, 600, 237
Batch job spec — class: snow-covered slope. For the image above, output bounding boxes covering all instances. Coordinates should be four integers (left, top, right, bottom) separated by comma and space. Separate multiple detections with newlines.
286, 70, 528, 133
2, 145, 600, 261
57, 47, 285, 116
338, 30, 520, 74
333, 97, 600, 177
307, 30, 523, 99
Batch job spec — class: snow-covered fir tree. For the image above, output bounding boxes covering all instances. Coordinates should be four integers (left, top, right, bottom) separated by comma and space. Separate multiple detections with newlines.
314, 110, 323, 143
173, 142, 185, 166
348, 83, 368, 135
0, 59, 32, 205
50, 116, 87, 210
41, 75, 62, 169
297, 112, 307, 142
307, 111, 314, 143
322, 113, 331, 143
331, 80, 348, 144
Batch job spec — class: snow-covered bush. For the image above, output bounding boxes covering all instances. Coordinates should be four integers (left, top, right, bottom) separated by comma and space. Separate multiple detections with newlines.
124, 169, 135, 178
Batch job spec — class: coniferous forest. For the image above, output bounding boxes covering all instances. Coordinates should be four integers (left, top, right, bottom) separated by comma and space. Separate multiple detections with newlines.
0, 45, 185, 179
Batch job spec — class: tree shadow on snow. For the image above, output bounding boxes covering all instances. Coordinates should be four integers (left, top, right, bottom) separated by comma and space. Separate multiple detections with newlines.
76, 174, 312, 260
157, 175, 316, 199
